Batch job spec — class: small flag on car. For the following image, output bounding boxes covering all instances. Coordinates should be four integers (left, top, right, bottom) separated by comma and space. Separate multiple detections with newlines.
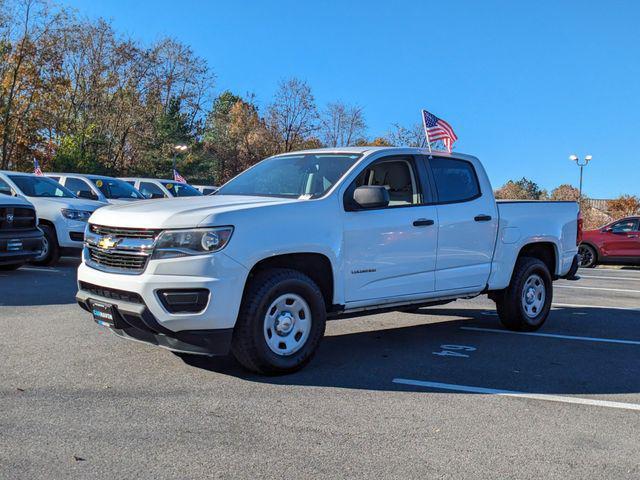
33, 159, 44, 176
173, 169, 186, 183
421, 109, 458, 153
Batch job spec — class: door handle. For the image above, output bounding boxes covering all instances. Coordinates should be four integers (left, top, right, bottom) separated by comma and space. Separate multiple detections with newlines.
628, 234, 639, 238
413, 219, 435, 227
474, 215, 492, 222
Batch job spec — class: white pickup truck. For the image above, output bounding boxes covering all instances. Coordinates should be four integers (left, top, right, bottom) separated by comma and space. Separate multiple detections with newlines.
77, 147, 580, 374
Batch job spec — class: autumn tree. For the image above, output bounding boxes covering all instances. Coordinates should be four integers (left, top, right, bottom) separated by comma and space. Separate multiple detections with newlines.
319, 101, 366, 147
607, 195, 640, 219
266, 78, 318, 153
495, 178, 547, 200
550, 184, 580, 201
203, 91, 270, 184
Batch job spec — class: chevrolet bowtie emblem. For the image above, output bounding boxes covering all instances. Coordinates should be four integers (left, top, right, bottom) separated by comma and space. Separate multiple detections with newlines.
98, 236, 119, 250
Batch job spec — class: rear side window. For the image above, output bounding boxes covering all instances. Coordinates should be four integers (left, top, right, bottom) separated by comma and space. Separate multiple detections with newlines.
610, 219, 638, 233
430, 158, 480, 203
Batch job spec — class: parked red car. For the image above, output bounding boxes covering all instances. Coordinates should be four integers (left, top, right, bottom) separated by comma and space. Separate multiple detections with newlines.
579, 217, 640, 267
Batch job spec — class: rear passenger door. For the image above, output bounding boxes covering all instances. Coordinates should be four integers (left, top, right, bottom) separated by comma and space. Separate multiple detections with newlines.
423, 156, 498, 292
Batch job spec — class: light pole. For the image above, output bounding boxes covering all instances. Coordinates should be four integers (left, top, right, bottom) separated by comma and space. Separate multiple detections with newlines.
173, 144, 188, 172
569, 154, 592, 198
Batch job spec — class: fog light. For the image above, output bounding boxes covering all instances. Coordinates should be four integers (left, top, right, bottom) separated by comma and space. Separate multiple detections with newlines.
157, 289, 210, 313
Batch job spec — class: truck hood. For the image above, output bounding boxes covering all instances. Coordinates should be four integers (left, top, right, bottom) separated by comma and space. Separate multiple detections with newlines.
88, 195, 297, 229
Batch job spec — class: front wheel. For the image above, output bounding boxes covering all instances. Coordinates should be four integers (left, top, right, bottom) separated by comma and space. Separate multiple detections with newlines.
578, 244, 597, 268
496, 256, 553, 332
231, 268, 326, 375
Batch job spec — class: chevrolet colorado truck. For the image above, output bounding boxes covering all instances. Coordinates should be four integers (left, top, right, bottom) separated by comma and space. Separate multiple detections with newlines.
0, 196, 43, 270
76, 147, 580, 374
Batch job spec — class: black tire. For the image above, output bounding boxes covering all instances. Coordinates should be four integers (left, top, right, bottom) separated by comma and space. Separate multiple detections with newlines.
578, 244, 597, 268
30, 224, 60, 266
0, 263, 23, 271
231, 268, 326, 375
496, 256, 553, 332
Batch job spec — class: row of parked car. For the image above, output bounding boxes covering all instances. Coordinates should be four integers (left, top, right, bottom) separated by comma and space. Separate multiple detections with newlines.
0, 171, 217, 269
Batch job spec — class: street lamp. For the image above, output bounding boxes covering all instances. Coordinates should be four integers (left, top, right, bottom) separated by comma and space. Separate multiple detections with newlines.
173, 144, 188, 172
569, 154, 592, 198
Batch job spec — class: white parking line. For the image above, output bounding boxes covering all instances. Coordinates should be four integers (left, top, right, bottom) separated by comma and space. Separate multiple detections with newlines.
556, 285, 640, 294
552, 302, 640, 312
392, 378, 640, 411
578, 275, 640, 281
460, 326, 640, 346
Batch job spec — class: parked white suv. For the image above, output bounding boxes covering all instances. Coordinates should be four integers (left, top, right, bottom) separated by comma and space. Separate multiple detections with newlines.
120, 178, 203, 199
46, 173, 145, 204
192, 184, 219, 195
77, 147, 579, 374
0, 172, 105, 265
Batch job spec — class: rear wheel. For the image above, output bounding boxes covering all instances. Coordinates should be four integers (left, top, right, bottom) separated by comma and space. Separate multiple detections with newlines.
578, 244, 597, 268
496, 256, 552, 332
31, 225, 60, 266
231, 268, 326, 375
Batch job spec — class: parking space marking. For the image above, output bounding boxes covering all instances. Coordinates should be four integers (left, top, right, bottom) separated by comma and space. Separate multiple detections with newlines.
392, 378, 640, 411
460, 326, 640, 346
578, 274, 640, 281
552, 303, 640, 311
556, 285, 640, 294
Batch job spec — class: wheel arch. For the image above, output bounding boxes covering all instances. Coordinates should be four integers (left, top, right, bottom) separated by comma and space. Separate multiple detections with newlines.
244, 253, 335, 309
516, 241, 558, 277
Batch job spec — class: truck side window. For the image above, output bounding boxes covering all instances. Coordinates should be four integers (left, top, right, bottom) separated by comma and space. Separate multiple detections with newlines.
0, 178, 13, 196
352, 157, 420, 207
140, 182, 166, 199
430, 158, 480, 203
65, 178, 98, 200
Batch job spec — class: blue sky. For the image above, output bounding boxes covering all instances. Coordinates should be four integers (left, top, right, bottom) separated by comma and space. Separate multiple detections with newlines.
61, 0, 640, 198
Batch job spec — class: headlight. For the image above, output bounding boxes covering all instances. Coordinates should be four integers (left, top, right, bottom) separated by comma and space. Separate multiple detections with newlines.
152, 227, 234, 259
61, 209, 92, 222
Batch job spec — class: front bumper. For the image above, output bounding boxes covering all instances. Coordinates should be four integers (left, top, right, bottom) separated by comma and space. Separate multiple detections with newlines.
0, 229, 43, 264
76, 252, 249, 355
76, 290, 233, 355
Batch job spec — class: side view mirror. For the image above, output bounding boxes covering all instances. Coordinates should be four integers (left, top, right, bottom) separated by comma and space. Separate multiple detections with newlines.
77, 190, 97, 200
352, 185, 389, 210
143, 192, 164, 199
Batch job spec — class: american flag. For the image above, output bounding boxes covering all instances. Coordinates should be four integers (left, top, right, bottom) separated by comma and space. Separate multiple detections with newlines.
173, 169, 186, 183
421, 109, 458, 152
33, 159, 43, 176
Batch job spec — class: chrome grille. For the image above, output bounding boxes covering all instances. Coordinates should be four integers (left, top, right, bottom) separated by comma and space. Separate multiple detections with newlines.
85, 223, 157, 274
90, 224, 158, 239
87, 246, 149, 272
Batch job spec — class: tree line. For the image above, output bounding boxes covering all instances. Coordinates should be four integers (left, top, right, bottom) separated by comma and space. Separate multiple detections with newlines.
0, 0, 430, 185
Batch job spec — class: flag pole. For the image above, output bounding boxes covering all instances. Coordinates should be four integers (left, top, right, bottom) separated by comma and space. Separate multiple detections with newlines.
421, 110, 432, 154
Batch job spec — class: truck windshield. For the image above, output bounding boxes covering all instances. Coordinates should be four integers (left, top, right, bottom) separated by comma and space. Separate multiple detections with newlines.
9, 175, 75, 198
91, 177, 144, 199
217, 153, 361, 198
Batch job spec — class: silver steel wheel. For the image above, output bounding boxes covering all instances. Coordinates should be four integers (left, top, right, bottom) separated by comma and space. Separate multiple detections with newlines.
521, 273, 545, 318
263, 293, 312, 356
34, 235, 49, 262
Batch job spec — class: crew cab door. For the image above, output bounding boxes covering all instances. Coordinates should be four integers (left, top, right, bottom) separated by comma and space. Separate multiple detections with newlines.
602, 218, 640, 258
423, 156, 499, 291
343, 155, 438, 303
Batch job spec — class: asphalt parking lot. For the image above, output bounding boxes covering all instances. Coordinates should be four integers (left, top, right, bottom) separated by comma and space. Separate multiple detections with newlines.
1, 262, 640, 479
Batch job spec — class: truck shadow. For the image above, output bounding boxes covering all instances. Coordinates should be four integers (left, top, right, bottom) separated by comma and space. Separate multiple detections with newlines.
180, 305, 640, 397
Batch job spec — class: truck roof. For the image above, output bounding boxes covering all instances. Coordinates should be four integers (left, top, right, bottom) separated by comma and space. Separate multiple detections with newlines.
285, 146, 479, 162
